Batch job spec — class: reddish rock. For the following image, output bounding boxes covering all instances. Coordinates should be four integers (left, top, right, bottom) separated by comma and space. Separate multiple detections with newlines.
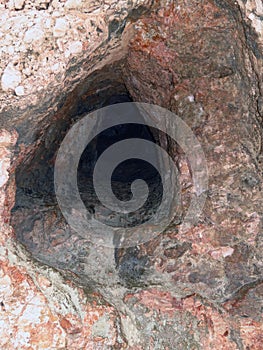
0, 0, 263, 349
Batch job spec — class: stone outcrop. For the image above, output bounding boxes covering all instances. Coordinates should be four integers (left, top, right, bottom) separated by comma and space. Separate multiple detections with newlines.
0, 0, 263, 348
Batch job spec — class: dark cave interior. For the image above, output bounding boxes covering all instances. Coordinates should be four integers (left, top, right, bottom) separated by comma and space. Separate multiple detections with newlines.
11, 84, 165, 259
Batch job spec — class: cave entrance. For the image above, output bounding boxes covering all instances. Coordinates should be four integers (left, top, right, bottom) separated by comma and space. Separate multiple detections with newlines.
11, 76, 164, 269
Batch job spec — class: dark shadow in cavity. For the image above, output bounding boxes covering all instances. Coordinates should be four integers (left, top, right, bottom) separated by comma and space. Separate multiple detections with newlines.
77, 95, 163, 228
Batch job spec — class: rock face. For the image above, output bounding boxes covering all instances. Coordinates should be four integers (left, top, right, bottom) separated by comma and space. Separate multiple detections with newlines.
0, 0, 263, 349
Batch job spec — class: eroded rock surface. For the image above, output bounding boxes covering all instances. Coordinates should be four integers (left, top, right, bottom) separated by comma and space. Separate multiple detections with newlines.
0, 0, 263, 349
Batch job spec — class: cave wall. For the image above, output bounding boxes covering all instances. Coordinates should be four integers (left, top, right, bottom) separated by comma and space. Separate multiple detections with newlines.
0, 0, 263, 349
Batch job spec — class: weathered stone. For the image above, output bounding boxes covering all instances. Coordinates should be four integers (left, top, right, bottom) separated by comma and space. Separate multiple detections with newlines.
0, 0, 263, 348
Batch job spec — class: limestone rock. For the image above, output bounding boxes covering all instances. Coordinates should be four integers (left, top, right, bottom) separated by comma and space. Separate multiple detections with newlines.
14, 0, 25, 10
53, 18, 69, 37
1, 64, 22, 92
66, 40, 82, 56
64, 0, 82, 9
7, 0, 25, 10
24, 26, 45, 45
15, 86, 25, 96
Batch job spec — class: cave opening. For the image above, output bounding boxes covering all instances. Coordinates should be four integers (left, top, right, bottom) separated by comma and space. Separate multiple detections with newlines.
2, 0, 263, 347
10, 73, 165, 271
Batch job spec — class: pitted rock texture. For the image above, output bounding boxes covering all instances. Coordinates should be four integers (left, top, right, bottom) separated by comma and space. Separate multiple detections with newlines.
0, 130, 127, 349
1, 0, 263, 349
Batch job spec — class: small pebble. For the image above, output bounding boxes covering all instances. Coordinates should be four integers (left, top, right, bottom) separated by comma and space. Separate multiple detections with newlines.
15, 85, 25, 96
53, 18, 68, 37
1, 64, 21, 92
68, 40, 82, 54
14, 0, 25, 10
24, 26, 45, 45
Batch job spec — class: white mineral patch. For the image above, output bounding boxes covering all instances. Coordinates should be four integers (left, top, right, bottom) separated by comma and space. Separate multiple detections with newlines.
15, 85, 25, 96
68, 40, 82, 54
64, 0, 83, 9
14, 0, 25, 10
187, 95, 195, 102
53, 18, 69, 37
24, 26, 45, 45
1, 64, 22, 92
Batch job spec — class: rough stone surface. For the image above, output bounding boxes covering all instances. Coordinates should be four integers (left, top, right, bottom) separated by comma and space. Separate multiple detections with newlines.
0, 0, 263, 348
